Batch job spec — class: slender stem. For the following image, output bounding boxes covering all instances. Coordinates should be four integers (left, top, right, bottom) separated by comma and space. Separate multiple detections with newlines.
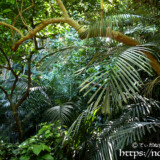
16, 0, 30, 31
0, 22, 23, 37
11, 76, 18, 97
0, 86, 9, 99
0, 48, 17, 78
15, 52, 33, 109
0, 48, 20, 97
13, 0, 34, 27
0, 86, 14, 107
11, 0, 34, 42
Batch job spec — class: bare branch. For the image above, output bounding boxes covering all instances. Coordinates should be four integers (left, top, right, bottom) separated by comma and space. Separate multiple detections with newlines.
0, 48, 20, 97
0, 22, 23, 37
0, 48, 11, 67
0, 85, 15, 109
11, 76, 18, 97
56, 0, 69, 17
10, 64, 23, 97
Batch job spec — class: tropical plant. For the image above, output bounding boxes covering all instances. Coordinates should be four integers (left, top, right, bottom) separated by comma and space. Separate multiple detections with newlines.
65, 95, 160, 160
0, 0, 160, 160
0, 121, 74, 160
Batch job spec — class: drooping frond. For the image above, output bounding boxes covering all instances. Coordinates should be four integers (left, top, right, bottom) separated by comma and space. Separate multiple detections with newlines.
91, 121, 159, 160
80, 44, 154, 113
65, 94, 160, 160
64, 104, 96, 138
81, 96, 159, 160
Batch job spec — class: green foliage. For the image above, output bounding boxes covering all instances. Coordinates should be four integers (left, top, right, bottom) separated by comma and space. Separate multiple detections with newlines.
0, 122, 74, 160
0, 0, 160, 160
79, 44, 157, 113
66, 96, 160, 160
0, 140, 19, 160
18, 121, 74, 160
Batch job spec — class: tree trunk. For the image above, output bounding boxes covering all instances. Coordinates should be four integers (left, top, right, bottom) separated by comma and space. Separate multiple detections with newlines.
101, 0, 104, 19
11, 103, 23, 141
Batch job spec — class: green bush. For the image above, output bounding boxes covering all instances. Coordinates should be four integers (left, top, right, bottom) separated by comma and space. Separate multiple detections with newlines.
0, 122, 74, 160
0, 140, 19, 160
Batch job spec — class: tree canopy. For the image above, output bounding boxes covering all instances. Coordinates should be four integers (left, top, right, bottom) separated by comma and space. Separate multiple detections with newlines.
0, 0, 160, 160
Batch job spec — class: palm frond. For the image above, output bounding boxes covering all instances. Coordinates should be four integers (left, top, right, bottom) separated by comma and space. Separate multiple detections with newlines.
91, 121, 159, 160
88, 97, 160, 160
66, 95, 160, 160
64, 105, 96, 138
80, 14, 156, 39
80, 44, 154, 113
46, 102, 74, 124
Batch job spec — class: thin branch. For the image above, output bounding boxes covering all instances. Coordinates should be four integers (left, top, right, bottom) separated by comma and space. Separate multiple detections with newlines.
0, 22, 23, 37
13, 0, 34, 27
11, 76, 18, 98
56, 0, 69, 17
11, 0, 34, 42
34, 37, 38, 50
21, 0, 24, 16
10, 65, 23, 97
0, 48, 11, 68
0, 48, 19, 97
15, 52, 33, 109
0, 86, 14, 109
16, 0, 30, 31
0, 48, 17, 78
0, 86, 9, 99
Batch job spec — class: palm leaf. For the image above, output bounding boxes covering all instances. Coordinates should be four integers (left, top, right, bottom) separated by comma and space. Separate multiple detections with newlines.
80, 44, 154, 113
46, 103, 74, 124
88, 97, 160, 160
80, 14, 157, 39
